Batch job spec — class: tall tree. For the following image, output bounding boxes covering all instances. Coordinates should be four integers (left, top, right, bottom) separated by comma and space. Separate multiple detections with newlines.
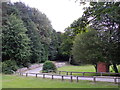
83, 2, 120, 73
70, 2, 120, 72
48, 30, 59, 60
2, 14, 31, 67
25, 20, 44, 63
72, 29, 108, 72
12, 2, 56, 62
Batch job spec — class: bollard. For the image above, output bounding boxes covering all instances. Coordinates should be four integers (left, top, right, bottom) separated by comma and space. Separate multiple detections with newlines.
36, 74, 37, 78
71, 76, 73, 82
62, 76, 64, 81
52, 75, 54, 79
82, 72, 85, 77
59, 71, 61, 75
66, 72, 68, 75
76, 76, 79, 82
43, 74, 45, 78
93, 77, 96, 82
114, 77, 117, 84
26, 73, 28, 77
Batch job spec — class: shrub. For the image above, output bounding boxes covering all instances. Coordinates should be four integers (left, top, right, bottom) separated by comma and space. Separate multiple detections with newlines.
2, 60, 18, 74
42, 61, 57, 73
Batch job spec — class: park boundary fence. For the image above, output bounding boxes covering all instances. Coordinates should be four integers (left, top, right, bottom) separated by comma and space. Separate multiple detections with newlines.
58, 71, 120, 77
16, 72, 120, 84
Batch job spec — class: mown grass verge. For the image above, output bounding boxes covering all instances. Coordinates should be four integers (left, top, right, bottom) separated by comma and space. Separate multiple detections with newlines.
58, 65, 120, 76
2, 74, 118, 88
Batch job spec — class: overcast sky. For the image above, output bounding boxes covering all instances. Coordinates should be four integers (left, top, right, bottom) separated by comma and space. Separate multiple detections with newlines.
10, 0, 88, 32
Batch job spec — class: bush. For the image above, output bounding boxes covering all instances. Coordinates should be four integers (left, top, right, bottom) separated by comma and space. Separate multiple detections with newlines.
2, 60, 18, 74
42, 61, 57, 73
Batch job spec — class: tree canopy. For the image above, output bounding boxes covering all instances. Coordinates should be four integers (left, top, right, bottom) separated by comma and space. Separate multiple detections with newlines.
70, 2, 120, 72
2, 2, 61, 73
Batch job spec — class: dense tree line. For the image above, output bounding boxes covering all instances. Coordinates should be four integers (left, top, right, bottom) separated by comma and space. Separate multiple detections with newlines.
2, 2, 61, 73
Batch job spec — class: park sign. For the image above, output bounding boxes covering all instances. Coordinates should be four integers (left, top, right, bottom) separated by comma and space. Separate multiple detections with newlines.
97, 62, 109, 72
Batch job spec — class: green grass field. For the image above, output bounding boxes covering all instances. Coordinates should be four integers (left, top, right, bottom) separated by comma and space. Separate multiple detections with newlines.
58, 65, 120, 76
58, 65, 96, 76
58, 65, 95, 72
2, 75, 118, 88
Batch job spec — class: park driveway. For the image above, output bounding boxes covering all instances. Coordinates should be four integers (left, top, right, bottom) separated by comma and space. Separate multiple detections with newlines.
24, 62, 66, 73
22, 62, 119, 83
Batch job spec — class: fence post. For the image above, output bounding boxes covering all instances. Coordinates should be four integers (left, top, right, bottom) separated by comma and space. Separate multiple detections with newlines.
114, 77, 117, 84
66, 72, 68, 75
71, 76, 73, 82
43, 74, 45, 78
76, 76, 79, 82
59, 71, 61, 75
36, 74, 37, 78
52, 75, 54, 79
83, 72, 85, 77
62, 76, 64, 81
26, 73, 28, 77
93, 76, 96, 82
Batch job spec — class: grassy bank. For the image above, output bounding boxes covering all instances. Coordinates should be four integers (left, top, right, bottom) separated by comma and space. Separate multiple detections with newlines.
58, 65, 120, 76
58, 65, 95, 72
58, 65, 96, 76
2, 75, 118, 88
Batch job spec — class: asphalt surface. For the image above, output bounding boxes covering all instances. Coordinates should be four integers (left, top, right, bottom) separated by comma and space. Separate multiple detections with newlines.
25, 67, 42, 73
23, 63, 119, 83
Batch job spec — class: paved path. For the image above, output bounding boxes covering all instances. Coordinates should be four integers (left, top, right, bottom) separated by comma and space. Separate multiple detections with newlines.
25, 64, 43, 73
24, 62, 66, 73
25, 67, 42, 73
22, 62, 119, 83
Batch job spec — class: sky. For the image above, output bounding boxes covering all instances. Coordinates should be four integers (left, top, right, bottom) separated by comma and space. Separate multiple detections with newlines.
10, 0, 88, 32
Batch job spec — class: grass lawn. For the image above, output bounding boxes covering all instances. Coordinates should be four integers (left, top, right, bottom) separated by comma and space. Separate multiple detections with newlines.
58, 65, 95, 72
58, 65, 120, 76
58, 65, 96, 76
2, 75, 118, 88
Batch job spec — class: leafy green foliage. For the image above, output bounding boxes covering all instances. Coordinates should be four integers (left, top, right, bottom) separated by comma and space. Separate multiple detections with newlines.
2, 14, 31, 67
48, 30, 59, 60
54, 30, 74, 62
70, 17, 88, 35
72, 30, 104, 65
13, 2, 61, 62
24, 20, 44, 63
2, 2, 61, 72
42, 61, 57, 73
2, 60, 18, 74
64, 2, 120, 72
81, 2, 120, 72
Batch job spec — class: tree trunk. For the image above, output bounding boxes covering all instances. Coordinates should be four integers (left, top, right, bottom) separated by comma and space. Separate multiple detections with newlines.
113, 63, 118, 73
94, 64, 97, 72
69, 55, 72, 64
